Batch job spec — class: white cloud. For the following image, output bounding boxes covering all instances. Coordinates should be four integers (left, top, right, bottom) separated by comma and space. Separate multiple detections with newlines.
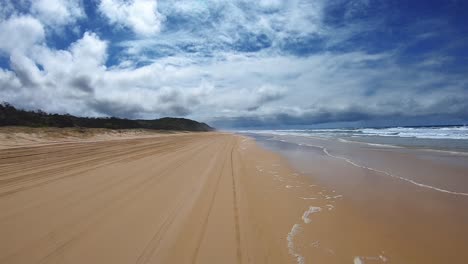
0, 30, 108, 113
119, 0, 329, 63
0, 68, 21, 91
0, 16, 45, 55
0, 0, 466, 126
28, 31, 107, 80
99, 0, 164, 36
0, 0, 16, 20
30, 0, 86, 28
10, 52, 45, 87
69, 32, 108, 67
1, 33, 467, 122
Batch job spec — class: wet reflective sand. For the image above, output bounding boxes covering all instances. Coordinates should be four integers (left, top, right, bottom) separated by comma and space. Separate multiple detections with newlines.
251, 133, 468, 263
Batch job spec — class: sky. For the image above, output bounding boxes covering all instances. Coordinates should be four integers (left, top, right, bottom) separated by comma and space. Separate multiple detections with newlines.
0, 0, 467, 129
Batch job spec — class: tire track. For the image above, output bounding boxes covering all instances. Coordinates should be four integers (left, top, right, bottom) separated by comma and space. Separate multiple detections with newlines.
32, 140, 214, 264
0, 138, 214, 263
230, 139, 243, 264
0, 137, 204, 222
0, 139, 194, 197
190, 139, 231, 264
135, 137, 226, 264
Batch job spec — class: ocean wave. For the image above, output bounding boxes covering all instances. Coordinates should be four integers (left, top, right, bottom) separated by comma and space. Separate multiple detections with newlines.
360, 126, 468, 140
338, 138, 402, 148
238, 126, 468, 140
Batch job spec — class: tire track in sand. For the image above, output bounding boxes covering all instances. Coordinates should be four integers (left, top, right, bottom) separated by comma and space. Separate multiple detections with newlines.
190, 139, 231, 264
135, 137, 226, 264
230, 139, 243, 264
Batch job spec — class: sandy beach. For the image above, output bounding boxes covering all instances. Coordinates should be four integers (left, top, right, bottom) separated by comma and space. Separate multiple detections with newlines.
0, 130, 333, 264
2, 129, 467, 263
1, 0, 466, 263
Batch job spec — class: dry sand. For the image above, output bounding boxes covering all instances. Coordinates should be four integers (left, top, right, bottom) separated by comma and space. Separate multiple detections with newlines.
0, 127, 179, 150
0, 130, 333, 264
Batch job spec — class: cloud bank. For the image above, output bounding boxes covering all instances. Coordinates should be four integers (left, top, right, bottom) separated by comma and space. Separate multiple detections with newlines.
0, 0, 467, 128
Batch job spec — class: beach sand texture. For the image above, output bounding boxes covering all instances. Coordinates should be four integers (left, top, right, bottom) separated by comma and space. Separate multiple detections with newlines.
0, 132, 330, 264
1, 130, 467, 263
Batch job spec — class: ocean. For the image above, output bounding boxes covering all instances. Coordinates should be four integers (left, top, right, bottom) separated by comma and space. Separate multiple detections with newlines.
238, 125, 468, 153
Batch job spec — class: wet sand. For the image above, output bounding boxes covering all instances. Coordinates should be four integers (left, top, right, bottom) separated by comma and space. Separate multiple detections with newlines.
0, 131, 338, 264
252, 133, 468, 263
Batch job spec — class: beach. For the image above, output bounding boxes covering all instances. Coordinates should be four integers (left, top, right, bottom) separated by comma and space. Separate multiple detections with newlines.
1, 0, 467, 263
0, 130, 332, 264
1, 128, 467, 263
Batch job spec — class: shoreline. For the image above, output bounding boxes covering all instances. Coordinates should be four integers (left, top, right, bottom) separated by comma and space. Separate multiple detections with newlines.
247, 132, 468, 263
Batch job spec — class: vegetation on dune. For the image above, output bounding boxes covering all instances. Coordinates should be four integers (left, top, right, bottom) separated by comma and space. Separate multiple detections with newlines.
0, 103, 214, 132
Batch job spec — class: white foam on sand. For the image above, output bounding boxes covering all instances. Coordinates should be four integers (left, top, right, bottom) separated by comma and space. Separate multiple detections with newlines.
354, 256, 364, 264
338, 138, 402, 148
320, 146, 468, 197
302, 206, 321, 224
273, 174, 285, 181
287, 206, 324, 263
325, 194, 343, 200
303, 141, 468, 196
287, 224, 305, 264
354, 253, 389, 263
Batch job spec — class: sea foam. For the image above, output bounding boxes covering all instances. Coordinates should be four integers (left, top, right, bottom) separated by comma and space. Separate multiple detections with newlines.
287, 224, 305, 264
304, 143, 468, 197
302, 206, 321, 224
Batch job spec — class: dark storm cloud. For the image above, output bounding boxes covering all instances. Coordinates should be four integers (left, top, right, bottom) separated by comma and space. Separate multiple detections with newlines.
88, 96, 193, 119
246, 86, 286, 111
211, 100, 468, 129
165, 104, 191, 116
69, 75, 94, 94
9, 54, 41, 87
210, 108, 374, 128
88, 99, 146, 119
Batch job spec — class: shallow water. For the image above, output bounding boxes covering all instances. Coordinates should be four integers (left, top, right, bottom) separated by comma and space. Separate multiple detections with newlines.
239, 126, 468, 152
241, 132, 468, 263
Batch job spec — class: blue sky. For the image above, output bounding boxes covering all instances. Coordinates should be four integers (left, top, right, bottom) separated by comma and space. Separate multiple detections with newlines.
0, 0, 467, 128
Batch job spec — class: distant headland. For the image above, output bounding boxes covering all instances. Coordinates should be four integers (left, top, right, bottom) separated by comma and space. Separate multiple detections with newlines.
0, 103, 214, 132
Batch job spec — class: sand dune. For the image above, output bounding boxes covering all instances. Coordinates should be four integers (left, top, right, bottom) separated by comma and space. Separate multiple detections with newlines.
0, 127, 179, 150
0, 132, 323, 264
